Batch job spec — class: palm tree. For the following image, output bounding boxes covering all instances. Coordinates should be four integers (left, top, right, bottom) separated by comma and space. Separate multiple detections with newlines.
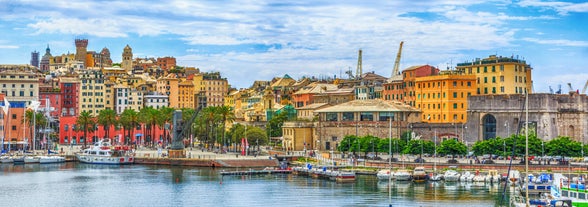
217, 106, 235, 151
200, 106, 220, 150
75, 111, 95, 148
158, 107, 175, 147
97, 109, 117, 140
119, 109, 139, 145
24, 110, 48, 150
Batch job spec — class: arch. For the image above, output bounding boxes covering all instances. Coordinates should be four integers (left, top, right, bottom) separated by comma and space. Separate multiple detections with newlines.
482, 114, 496, 140
568, 125, 575, 139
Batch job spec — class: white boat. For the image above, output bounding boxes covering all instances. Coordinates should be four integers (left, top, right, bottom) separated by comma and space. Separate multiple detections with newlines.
24, 156, 40, 164
472, 172, 486, 183
394, 169, 412, 181
39, 156, 66, 164
444, 169, 460, 182
76, 138, 134, 165
412, 167, 427, 182
376, 169, 393, 180
508, 170, 521, 186
334, 171, 356, 183
1, 156, 13, 163
550, 173, 588, 207
428, 173, 443, 182
485, 170, 501, 184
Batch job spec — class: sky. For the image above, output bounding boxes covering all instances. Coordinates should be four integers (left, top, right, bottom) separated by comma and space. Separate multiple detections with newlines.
0, 0, 587, 92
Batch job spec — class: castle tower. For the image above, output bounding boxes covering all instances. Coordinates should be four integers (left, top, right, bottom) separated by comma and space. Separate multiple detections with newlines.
30, 51, 40, 68
122, 44, 133, 71
75, 39, 88, 64
100, 47, 113, 67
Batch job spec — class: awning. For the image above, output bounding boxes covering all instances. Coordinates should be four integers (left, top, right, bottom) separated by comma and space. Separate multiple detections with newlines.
135, 134, 143, 137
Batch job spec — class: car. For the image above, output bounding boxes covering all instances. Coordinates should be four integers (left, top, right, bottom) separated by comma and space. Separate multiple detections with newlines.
414, 158, 426, 163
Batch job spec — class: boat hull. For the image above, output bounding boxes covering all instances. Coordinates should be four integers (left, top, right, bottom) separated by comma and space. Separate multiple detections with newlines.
76, 154, 134, 165
39, 156, 66, 164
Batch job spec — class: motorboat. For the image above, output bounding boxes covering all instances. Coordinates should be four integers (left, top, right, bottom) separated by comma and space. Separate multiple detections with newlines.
376, 169, 393, 181
443, 169, 460, 182
1, 156, 13, 164
412, 167, 427, 183
394, 169, 412, 181
428, 172, 443, 182
76, 138, 134, 165
472, 171, 486, 183
39, 155, 66, 164
334, 171, 356, 183
485, 170, 501, 184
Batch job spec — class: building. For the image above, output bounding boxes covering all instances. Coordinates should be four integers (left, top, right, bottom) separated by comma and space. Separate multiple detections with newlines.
40, 45, 52, 72
465, 93, 588, 143
144, 92, 168, 109
292, 83, 338, 108
122, 45, 133, 72
194, 72, 228, 108
156, 74, 180, 108
313, 87, 355, 105
30, 51, 40, 68
456, 55, 533, 95
282, 99, 420, 151
157, 57, 176, 71
78, 69, 106, 116
415, 70, 477, 124
382, 65, 440, 106
0, 69, 40, 103
75, 39, 88, 65
59, 76, 80, 117
178, 80, 195, 109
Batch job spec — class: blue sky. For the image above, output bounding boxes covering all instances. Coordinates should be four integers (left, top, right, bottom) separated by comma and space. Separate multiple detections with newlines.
0, 0, 587, 92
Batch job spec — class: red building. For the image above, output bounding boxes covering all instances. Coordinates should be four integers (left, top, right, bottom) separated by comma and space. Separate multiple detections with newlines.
157, 56, 176, 70
58, 116, 169, 146
39, 85, 61, 119
59, 77, 79, 117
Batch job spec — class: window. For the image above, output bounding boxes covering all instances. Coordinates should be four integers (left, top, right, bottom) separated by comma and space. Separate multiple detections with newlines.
64, 125, 69, 131
492, 77, 496, 83
12, 125, 16, 130
500, 86, 505, 93
484, 66, 487, 73
492, 66, 495, 72
492, 87, 496, 94
326, 113, 337, 121
453, 92, 457, 98
12, 114, 16, 119
484, 88, 488, 94
484, 77, 488, 83
360, 112, 373, 121
453, 103, 457, 109
500, 76, 504, 82
453, 81, 457, 87
342, 112, 354, 121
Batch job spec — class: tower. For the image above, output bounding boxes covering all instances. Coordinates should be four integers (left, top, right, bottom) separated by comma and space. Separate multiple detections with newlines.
122, 44, 133, 71
100, 47, 113, 67
30, 51, 40, 68
75, 39, 88, 64
40, 45, 52, 72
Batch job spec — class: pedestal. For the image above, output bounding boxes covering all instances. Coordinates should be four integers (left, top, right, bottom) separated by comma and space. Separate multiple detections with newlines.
168, 149, 186, 158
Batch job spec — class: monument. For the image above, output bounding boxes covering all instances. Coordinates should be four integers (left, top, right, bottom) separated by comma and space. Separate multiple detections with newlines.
168, 110, 186, 158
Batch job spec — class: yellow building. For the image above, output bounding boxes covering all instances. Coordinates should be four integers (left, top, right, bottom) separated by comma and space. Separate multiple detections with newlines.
192, 72, 228, 108
178, 80, 194, 109
456, 55, 532, 95
415, 71, 477, 123
78, 69, 106, 116
156, 74, 180, 108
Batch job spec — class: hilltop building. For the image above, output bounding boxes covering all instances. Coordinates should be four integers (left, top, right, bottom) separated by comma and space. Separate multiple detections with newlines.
122, 45, 133, 72
30, 51, 39, 68
456, 55, 533, 94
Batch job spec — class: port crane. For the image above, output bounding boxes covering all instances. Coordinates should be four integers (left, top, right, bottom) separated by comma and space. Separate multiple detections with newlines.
356, 49, 362, 80
391, 41, 404, 78
582, 80, 588, 94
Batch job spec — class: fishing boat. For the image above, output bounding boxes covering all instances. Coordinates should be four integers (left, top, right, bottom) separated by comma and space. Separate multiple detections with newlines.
412, 167, 427, 183
38, 155, 65, 164
334, 171, 356, 183
76, 138, 134, 165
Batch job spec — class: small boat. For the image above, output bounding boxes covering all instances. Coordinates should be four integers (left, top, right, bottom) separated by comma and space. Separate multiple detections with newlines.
12, 156, 25, 164
443, 169, 460, 182
1, 156, 13, 163
39, 156, 66, 164
334, 171, 356, 183
412, 167, 427, 182
394, 169, 412, 181
376, 169, 393, 180
508, 170, 521, 186
472, 171, 486, 183
485, 170, 501, 184
24, 156, 40, 164
76, 138, 134, 165
428, 172, 443, 182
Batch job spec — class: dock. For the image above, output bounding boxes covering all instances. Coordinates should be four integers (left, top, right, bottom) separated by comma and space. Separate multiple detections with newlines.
220, 168, 292, 176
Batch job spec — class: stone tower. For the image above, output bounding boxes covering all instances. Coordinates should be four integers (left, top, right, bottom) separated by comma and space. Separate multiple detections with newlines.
30, 51, 40, 68
40, 45, 52, 72
75, 39, 88, 64
100, 47, 113, 67
122, 44, 133, 71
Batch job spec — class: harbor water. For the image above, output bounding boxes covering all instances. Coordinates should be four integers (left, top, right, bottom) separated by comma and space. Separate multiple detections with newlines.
1, 163, 511, 207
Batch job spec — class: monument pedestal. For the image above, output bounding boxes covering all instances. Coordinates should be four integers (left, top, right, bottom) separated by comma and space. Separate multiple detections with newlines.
168, 149, 186, 158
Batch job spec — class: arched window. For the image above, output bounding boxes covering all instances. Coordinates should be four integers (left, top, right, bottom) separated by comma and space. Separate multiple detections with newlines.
483, 114, 496, 140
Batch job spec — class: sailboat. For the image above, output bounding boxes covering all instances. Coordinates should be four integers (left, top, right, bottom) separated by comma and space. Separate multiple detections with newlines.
429, 130, 443, 182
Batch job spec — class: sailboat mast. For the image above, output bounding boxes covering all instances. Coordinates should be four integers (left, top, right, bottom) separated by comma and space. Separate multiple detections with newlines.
388, 117, 392, 207
525, 92, 529, 206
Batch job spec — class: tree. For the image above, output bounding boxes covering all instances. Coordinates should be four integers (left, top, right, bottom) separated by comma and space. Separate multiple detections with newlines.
405, 139, 435, 158
138, 107, 158, 146
217, 106, 235, 149
24, 110, 47, 150
119, 109, 139, 145
75, 111, 95, 148
97, 109, 117, 140
156, 107, 174, 147
546, 136, 581, 162
437, 139, 467, 161
267, 111, 289, 137
245, 126, 268, 153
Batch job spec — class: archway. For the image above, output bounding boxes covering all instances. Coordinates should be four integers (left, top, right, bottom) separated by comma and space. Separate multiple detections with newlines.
482, 114, 496, 140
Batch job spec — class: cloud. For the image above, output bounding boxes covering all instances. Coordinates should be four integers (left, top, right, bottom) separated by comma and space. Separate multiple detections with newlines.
518, 0, 588, 15
0, 45, 19, 49
522, 37, 588, 47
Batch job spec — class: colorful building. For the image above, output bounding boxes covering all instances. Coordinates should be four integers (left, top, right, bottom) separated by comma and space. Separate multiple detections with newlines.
382, 65, 439, 107
455, 55, 533, 94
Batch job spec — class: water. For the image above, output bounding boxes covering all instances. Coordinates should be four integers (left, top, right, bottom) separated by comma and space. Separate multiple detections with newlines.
0, 163, 510, 207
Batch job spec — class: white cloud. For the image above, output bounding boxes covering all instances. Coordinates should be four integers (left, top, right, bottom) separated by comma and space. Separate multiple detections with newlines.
518, 0, 588, 15
0, 45, 19, 49
522, 37, 588, 47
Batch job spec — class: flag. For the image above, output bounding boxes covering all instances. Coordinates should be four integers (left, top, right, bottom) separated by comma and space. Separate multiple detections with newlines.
27, 100, 41, 111
241, 138, 246, 156
2, 98, 9, 114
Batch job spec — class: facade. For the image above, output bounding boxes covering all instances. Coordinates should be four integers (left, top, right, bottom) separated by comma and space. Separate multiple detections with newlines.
456, 55, 533, 95
144, 92, 168, 109
178, 80, 195, 109
78, 69, 106, 116
194, 72, 228, 108
156, 75, 180, 108
415, 70, 477, 124
40, 46, 52, 72
0, 70, 39, 103
465, 93, 588, 143
59, 77, 79, 116
292, 83, 338, 108
313, 87, 355, 105
382, 65, 439, 107
75, 39, 88, 65
114, 85, 130, 114
282, 99, 420, 151
157, 57, 176, 70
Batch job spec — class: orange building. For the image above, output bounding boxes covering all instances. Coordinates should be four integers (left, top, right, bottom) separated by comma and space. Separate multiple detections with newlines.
415, 71, 477, 123
382, 65, 439, 107
157, 57, 176, 71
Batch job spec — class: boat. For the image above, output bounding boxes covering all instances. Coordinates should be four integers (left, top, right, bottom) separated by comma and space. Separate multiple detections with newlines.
443, 168, 460, 182
472, 171, 486, 183
412, 167, 427, 183
485, 170, 501, 184
12, 156, 25, 164
376, 169, 393, 180
334, 171, 356, 183
39, 155, 66, 164
24, 156, 40, 164
394, 169, 412, 181
428, 172, 443, 182
549, 173, 588, 207
76, 138, 134, 165
1, 156, 13, 163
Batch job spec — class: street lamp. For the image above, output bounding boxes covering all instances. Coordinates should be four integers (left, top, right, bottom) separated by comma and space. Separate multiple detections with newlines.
503, 140, 506, 158
505, 121, 510, 138
542, 141, 544, 158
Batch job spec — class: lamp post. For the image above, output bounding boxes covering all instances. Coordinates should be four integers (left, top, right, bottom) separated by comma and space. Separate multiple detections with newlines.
503, 140, 506, 158
542, 141, 544, 158
505, 121, 509, 138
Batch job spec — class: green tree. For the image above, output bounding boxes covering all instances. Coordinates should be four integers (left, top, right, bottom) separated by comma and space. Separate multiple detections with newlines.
337, 135, 359, 154
546, 136, 582, 161
97, 109, 117, 140
246, 126, 268, 153
266, 111, 289, 137
75, 111, 95, 148
24, 110, 47, 150
156, 107, 175, 147
119, 109, 139, 145
217, 106, 235, 149
437, 139, 467, 161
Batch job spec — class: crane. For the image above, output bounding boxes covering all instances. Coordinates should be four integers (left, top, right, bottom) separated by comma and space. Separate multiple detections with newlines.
356, 49, 362, 80
568, 83, 576, 95
549, 86, 553, 94
391, 41, 404, 77
582, 80, 588, 94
